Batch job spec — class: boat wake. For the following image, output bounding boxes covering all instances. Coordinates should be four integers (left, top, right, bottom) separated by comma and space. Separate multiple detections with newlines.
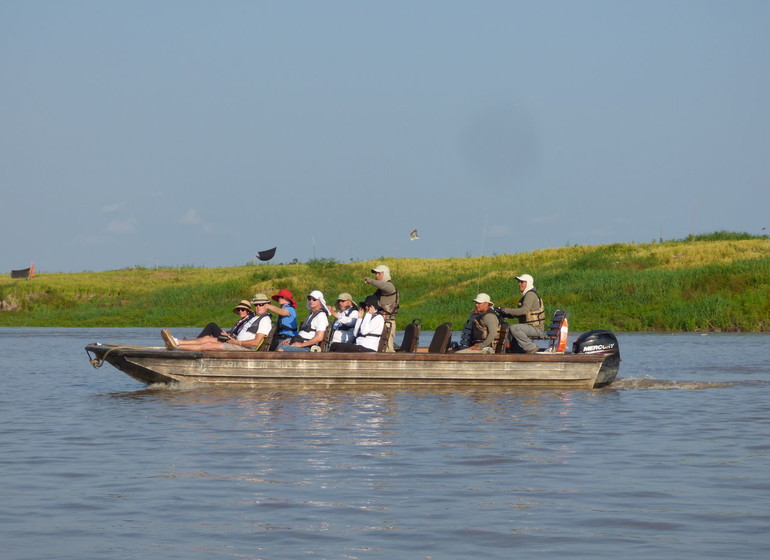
607, 377, 769, 390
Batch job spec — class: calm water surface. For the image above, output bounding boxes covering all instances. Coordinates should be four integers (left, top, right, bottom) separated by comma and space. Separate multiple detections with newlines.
1, 328, 769, 560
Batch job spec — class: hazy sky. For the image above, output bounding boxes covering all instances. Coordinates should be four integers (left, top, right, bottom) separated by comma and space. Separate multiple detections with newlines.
2, 1, 769, 273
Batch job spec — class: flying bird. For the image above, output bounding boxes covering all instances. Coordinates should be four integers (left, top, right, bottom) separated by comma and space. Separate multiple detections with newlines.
409, 229, 420, 241
256, 247, 277, 262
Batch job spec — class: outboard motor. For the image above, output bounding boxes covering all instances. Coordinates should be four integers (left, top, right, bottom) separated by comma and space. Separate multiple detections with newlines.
573, 330, 620, 387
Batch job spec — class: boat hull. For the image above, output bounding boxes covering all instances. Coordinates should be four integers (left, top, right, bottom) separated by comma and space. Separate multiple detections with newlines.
85, 344, 617, 389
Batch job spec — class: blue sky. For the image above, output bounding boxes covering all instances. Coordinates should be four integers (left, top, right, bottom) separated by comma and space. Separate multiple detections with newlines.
2, 1, 769, 272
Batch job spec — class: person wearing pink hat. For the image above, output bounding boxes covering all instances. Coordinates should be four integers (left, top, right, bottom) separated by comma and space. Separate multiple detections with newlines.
265, 288, 298, 349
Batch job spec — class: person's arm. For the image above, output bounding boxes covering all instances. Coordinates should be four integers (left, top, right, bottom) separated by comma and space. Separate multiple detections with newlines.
233, 333, 265, 349
501, 293, 536, 317
291, 314, 328, 347
265, 303, 290, 317
238, 316, 273, 349
336, 309, 358, 330
365, 278, 393, 292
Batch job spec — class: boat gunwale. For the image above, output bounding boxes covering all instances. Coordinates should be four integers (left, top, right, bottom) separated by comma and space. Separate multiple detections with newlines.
85, 343, 607, 364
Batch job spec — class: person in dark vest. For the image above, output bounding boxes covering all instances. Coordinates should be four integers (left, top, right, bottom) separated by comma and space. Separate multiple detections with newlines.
161, 298, 273, 351
329, 295, 385, 353
277, 290, 330, 352
455, 293, 501, 353
364, 264, 399, 351
328, 292, 359, 344
497, 274, 545, 353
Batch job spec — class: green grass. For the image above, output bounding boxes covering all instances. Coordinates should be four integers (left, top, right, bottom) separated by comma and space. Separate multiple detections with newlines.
2, 234, 770, 332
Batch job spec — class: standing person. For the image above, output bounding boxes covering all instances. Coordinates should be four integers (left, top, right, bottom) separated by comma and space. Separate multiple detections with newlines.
160, 298, 273, 351
455, 293, 501, 353
277, 290, 330, 352
497, 274, 545, 354
329, 295, 385, 352
328, 293, 359, 344
364, 264, 399, 351
265, 288, 298, 349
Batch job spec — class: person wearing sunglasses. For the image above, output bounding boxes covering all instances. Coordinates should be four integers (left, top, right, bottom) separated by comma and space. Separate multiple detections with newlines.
161, 297, 273, 351
277, 290, 330, 352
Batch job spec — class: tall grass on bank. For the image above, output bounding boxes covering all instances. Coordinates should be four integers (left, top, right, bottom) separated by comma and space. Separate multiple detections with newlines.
2, 236, 769, 332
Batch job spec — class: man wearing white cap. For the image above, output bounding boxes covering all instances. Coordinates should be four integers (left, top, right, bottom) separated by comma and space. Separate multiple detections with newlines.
497, 274, 546, 353
278, 290, 330, 352
364, 264, 399, 351
456, 293, 501, 353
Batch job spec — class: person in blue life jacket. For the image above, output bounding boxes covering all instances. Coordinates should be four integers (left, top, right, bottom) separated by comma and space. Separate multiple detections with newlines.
277, 290, 330, 352
161, 298, 273, 351
264, 288, 298, 349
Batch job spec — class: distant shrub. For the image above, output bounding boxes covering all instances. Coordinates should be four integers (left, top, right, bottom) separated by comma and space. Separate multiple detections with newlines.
680, 231, 767, 242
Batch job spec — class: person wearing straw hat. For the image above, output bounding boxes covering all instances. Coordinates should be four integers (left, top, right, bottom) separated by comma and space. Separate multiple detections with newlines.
328, 292, 359, 344
160, 298, 273, 351
265, 288, 298, 349
455, 293, 500, 353
277, 290, 330, 352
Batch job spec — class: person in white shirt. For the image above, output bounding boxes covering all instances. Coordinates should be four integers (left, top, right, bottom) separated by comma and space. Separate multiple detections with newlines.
161, 297, 273, 351
277, 290, 330, 352
329, 292, 359, 344
329, 296, 385, 353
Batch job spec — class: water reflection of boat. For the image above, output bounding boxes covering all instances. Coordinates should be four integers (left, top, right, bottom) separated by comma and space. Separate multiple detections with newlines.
85, 330, 620, 389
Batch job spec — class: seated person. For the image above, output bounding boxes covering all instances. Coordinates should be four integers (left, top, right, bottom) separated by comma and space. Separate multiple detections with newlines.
329, 292, 359, 344
277, 290, 330, 352
497, 274, 545, 354
455, 293, 500, 353
329, 295, 385, 353
161, 297, 273, 351
265, 288, 298, 349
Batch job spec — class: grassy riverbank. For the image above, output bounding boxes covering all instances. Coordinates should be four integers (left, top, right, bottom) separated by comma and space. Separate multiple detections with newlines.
2, 233, 769, 332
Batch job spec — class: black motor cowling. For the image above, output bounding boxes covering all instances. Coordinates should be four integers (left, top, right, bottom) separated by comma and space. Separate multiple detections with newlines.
573, 329, 620, 387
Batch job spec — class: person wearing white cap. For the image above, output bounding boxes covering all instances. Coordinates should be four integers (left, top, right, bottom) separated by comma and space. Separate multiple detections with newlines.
455, 293, 501, 353
329, 293, 359, 344
277, 290, 330, 352
497, 274, 546, 353
364, 264, 399, 351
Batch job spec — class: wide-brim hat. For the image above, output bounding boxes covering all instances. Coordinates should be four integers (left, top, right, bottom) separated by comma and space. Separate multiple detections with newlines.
233, 300, 253, 313
272, 288, 296, 308
336, 292, 354, 303
307, 290, 331, 315
473, 293, 493, 305
251, 293, 270, 305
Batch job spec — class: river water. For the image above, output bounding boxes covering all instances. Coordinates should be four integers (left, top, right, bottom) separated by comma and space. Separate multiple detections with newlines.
1, 328, 768, 560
